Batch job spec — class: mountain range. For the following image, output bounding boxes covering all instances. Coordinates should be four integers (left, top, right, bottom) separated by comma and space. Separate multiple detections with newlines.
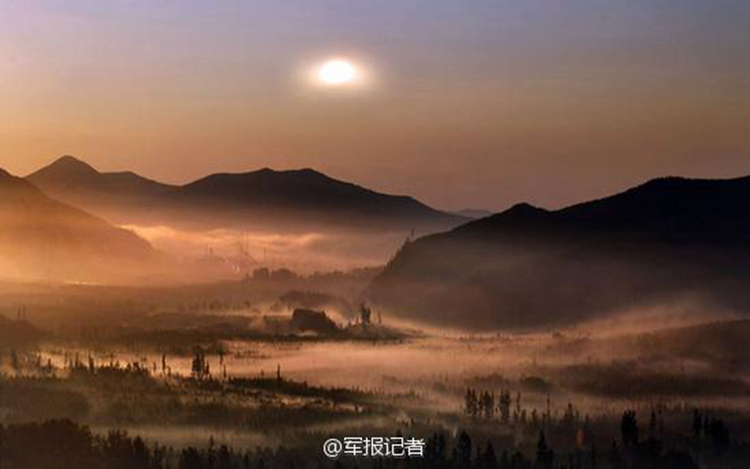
368, 176, 750, 330
27, 156, 465, 232
0, 168, 161, 284
10, 155, 750, 321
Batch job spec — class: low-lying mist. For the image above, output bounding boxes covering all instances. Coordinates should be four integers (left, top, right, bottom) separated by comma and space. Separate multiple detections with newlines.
123, 224, 407, 278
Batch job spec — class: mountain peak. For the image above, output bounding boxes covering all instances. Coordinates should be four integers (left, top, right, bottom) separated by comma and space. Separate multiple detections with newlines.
505, 202, 546, 216
51, 155, 98, 173
254, 167, 325, 177
370, 172, 750, 330
26, 159, 463, 232
31, 155, 99, 178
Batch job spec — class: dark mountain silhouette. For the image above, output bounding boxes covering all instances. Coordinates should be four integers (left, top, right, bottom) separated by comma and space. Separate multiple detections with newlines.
27, 155, 175, 224
27, 156, 465, 232
0, 168, 160, 283
368, 176, 750, 330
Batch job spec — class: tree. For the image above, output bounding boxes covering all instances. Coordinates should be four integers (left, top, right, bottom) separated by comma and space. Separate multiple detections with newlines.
535, 431, 554, 469
360, 303, 372, 325
708, 418, 729, 454
692, 409, 703, 439
481, 441, 498, 469
179, 447, 203, 469
191, 348, 209, 380
498, 390, 511, 424
620, 410, 639, 447
649, 410, 658, 440
482, 391, 495, 419
457, 431, 472, 464
426, 432, 446, 464
9, 350, 20, 372
131, 437, 150, 468
465, 388, 478, 417
218, 445, 232, 469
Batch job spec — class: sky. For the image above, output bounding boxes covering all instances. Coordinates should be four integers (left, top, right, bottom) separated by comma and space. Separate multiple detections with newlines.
0, 0, 749, 211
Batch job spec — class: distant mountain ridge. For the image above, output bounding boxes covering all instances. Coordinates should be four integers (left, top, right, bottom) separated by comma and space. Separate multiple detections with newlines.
449, 176, 750, 242
27, 156, 465, 232
28, 156, 177, 225
454, 208, 494, 219
368, 175, 750, 330
0, 167, 160, 283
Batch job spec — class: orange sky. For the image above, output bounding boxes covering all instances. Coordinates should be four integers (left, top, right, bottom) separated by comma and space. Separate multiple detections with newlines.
1, 1, 749, 211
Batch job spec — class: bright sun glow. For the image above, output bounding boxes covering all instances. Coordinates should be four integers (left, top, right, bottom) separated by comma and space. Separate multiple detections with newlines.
318, 59, 358, 86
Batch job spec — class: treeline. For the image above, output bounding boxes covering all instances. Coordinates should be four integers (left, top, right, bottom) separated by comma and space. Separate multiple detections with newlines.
460, 386, 746, 468
3, 416, 746, 469
0, 359, 385, 433
1, 420, 275, 469
0, 419, 322, 469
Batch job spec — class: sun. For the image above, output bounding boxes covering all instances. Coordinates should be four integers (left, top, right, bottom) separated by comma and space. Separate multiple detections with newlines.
318, 59, 358, 86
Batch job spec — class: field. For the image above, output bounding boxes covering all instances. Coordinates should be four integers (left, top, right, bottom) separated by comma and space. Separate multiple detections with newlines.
2, 274, 750, 468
